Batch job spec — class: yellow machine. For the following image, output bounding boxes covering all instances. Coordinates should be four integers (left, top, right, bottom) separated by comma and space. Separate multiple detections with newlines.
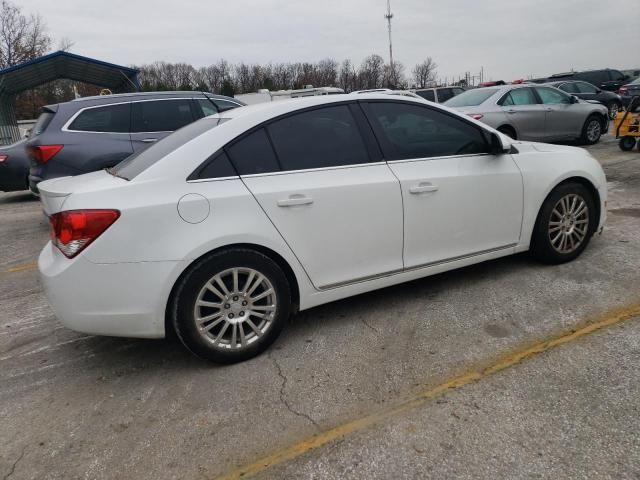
614, 96, 640, 151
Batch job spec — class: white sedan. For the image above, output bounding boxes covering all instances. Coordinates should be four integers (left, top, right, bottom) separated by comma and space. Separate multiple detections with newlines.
38, 94, 607, 363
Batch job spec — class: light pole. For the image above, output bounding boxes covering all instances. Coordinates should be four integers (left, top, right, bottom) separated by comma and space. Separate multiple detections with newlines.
385, 0, 394, 86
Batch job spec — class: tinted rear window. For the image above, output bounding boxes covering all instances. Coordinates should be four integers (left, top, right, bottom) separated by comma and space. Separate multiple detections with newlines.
32, 110, 55, 136
68, 103, 130, 133
111, 117, 228, 180
227, 128, 280, 175
443, 88, 499, 107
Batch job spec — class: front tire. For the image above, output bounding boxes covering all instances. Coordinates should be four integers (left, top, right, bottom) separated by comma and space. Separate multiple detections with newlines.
172, 249, 291, 363
530, 183, 597, 264
580, 115, 603, 145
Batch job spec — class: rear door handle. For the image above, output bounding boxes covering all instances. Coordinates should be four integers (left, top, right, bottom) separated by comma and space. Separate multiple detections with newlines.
409, 182, 439, 194
277, 195, 314, 207
506, 109, 517, 114
141, 138, 158, 143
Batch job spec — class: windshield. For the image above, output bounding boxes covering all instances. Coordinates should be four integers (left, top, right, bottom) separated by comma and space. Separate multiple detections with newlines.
630, 77, 640, 85
443, 88, 500, 107
111, 116, 229, 180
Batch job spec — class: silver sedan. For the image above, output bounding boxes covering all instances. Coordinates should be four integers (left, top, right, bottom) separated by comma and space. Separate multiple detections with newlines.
443, 84, 609, 144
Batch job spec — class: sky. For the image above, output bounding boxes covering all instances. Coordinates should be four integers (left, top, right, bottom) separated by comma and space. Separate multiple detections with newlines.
21, 0, 639, 84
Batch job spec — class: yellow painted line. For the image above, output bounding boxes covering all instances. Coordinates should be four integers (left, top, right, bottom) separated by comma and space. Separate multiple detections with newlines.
215, 302, 640, 480
4, 262, 37, 273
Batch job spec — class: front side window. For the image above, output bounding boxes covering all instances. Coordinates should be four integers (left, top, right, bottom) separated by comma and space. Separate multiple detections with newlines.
437, 89, 456, 103
535, 87, 571, 105
576, 82, 597, 94
500, 88, 538, 106
68, 103, 130, 133
266, 105, 369, 171
364, 102, 488, 160
131, 99, 195, 133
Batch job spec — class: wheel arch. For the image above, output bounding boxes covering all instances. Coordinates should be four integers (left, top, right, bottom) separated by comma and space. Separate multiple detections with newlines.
164, 243, 301, 339
497, 124, 518, 139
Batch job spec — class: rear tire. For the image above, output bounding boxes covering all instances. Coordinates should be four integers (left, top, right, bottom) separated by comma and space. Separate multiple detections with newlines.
172, 249, 291, 363
530, 183, 597, 264
619, 136, 636, 151
579, 115, 603, 145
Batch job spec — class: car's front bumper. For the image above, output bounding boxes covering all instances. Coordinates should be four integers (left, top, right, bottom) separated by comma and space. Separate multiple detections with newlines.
39, 243, 186, 339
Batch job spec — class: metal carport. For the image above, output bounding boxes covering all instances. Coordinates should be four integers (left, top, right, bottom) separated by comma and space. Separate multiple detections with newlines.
0, 51, 139, 144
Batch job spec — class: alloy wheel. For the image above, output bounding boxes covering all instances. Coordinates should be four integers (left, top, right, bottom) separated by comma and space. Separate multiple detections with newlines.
193, 267, 277, 350
586, 120, 601, 143
548, 194, 589, 254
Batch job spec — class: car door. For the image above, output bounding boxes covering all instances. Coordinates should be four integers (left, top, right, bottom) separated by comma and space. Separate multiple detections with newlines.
130, 98, 197, 152
498, 87, 546, 140
573, 81, 600, 103
361, 100, 523, 269
534, 86, 582, 140
233, 104, 404, 289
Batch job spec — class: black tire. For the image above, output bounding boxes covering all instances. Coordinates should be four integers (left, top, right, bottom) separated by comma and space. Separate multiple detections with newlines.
619, 136, 636, 151
171, 248, 291, 363
530, 182, 597, 264
607, 101, 620, 119
497, 125, 517, 140
579, 115, 603, 145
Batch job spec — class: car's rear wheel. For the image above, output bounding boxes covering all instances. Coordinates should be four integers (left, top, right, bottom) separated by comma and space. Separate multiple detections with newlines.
172, 249, 291, 363
530, 183, 597, 264
580, 115, 603, 145
497, 125, 517, 139
619, 136, 636, 151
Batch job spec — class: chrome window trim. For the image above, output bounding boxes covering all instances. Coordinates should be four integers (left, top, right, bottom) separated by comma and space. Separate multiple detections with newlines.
237, 161, 387, 179
187, 176, 239, 183
385, 152, 493, 165
61, 97, 202, 134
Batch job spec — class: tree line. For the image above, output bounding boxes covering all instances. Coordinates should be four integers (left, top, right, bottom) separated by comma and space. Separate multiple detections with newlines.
136, 56, 437, 95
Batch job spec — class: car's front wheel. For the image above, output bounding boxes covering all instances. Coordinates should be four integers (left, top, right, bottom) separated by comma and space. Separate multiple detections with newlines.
172, 249, 291, 363
530, 183, 597, 264
580, 115, 603, 145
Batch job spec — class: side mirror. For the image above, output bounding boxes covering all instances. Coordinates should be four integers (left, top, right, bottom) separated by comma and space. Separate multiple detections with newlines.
570, 95, 580, 104
490, 132, 510, 155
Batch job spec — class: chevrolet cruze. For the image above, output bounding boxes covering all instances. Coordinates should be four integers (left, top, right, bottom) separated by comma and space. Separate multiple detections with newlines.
38, 94, 607, 363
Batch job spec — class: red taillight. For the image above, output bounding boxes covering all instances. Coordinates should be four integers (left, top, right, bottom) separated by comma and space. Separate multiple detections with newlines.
49, 209, 120, 258
27, 144, 63, 164
467, 113, 484, 120
618, 87, 628, 95
0, 155, 7, 163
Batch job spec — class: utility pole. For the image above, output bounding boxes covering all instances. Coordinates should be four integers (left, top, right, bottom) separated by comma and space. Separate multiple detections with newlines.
385, 0, 394, 86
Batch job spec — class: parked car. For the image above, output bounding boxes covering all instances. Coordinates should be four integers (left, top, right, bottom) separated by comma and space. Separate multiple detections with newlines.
443, 84, 609, 144
26, 91, 245, 194
548, 69, 632, 92
0, 139, 30, 192
618, 77, 640, 108
414, 86, 465, 103
545, 80, 623, 118
38, 94, 606, 363
381, 90, 424, 99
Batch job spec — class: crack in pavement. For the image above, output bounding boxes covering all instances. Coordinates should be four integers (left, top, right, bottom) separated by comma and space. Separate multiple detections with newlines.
3, 446, 26, 480
269, 352, 320, 429
360, 316, 380, 335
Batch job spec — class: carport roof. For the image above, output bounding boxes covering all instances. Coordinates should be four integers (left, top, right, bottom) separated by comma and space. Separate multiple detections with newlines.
0, 50, 139, 96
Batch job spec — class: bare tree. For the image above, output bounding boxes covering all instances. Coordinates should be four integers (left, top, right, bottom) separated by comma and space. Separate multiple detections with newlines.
359, 54, 385, 89
412, 58, 438, 88
384, 61, 406, 88
0, 0, 50, 68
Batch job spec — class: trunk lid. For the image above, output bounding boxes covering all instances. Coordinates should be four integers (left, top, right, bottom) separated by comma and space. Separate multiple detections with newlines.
38, 170, 126, 215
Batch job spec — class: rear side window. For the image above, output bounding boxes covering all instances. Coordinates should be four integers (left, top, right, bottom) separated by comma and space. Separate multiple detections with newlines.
576, 82, 597, 94
436, 89, 456, 103
132, 99, 195, 133
227, 128, 280, 175
266, 105, 369, 171
364, 102, 488, 160
68, 103, 130, 133
416, 90, 435, 101
196, 98, 219, 117
214, 99, 242, 112
579, 71, 608, 84
500, 88, 537, 106
191, 151, 237, 180
32, 110, 55, 136
443, 88, 499, 107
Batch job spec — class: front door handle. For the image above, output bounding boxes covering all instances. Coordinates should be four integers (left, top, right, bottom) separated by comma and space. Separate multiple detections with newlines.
409, 183, 439, 194
506, 109, 517, 114
141, 138, 158, 143
277, 195, 314, 207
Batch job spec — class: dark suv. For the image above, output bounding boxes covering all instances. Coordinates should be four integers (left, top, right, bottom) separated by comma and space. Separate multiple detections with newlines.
548, 69, 632, 92
414, 86, 465, 103
26, 91, 244, 193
